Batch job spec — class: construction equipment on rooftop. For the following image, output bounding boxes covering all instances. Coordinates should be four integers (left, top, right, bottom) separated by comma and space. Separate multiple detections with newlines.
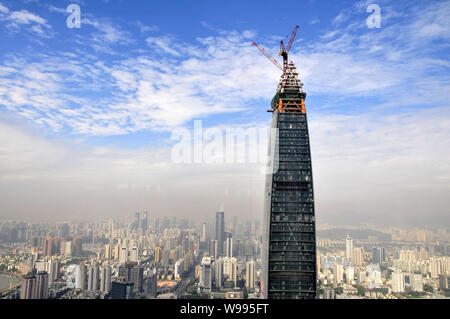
252, 25, 306, 114
252, 25, 299, 73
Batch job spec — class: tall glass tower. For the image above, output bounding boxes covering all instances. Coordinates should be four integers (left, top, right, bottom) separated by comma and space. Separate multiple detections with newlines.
261, 62, 317, 299
215, 211, 225, 255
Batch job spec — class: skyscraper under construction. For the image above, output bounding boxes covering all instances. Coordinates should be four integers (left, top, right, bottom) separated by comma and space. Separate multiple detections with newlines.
261, 61, 317, 299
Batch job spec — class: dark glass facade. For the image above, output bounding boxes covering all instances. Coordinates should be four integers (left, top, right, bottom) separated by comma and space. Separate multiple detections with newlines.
261, 63, 317, 299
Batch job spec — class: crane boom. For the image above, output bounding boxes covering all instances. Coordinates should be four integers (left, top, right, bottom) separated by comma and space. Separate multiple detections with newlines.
286, 25, 299, 54
252, 41, 283, 71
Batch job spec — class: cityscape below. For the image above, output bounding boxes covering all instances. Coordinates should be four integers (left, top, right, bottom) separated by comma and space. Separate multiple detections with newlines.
0, 213, 449, 299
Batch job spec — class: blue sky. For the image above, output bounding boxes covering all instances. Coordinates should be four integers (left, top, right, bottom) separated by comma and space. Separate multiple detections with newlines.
0, 0, 449, 224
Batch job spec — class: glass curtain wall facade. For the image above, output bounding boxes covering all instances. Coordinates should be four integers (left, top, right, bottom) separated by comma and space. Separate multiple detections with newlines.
261, 62, 317, 299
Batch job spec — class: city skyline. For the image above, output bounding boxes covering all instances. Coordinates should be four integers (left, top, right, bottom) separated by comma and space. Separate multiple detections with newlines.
0, 0, 448, 226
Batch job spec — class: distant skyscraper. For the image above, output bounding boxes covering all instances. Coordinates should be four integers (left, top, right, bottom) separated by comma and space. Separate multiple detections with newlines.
215, 212, 225, 255
372, 247, 386, 264
129, 247, 139, 262
145, 274, 157, 298
345, 266, 354, 284
245, 260, 256, 291
35, 271, 49, 299
43, 237, 59, 256
392, 271, 405, 293
119, 262, 144, 293
155, 217, 160, 234
214, 258, 223, 289
411, 273, 423, 292
154, 247, 161, 263
47, 259, 60, 283
262, 62, 316, 299
72, 237, 82, 257
352, 247, 363, 266
87, 265, 99, 291
225, 233, 233, 258
60, 223, 70, 238
209, 240, 218, 259
345, 234, 353, 261
141, 211, 148, 231
119, 246, 128, 264
333, 264, 344, 283
100, 265, 112, 293
232, 216, 238, 238
105, 244, 112, 260
20, 273, 36, 299
199, 257, 212, 293
65, 264, 82, 289
201, 223, 207, 242
63, 240, 72, 257
133, 212, 140, 231
78, 263, 86, 290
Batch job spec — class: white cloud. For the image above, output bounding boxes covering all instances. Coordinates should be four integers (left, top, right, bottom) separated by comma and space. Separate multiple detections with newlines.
0, 2, 9, 14
0, 4, 51, 36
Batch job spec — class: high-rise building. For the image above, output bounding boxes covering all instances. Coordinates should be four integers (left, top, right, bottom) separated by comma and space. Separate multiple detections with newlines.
261, 62, 316, 299
209, 239, 218, 259
72, 237, 83, 257
63, 240, 72, 257
225, 233, 233, 258
65, 264, 82, 289
411, 273, 423, 292
111, 278, 134, 299
20, 273, 36, 299
392, 271, 405, 293
133, 212, 140, 231
356, 270, 366, 285
372, 247, 386, 264
119, 246, 128, 264
105, 244, 112, 260
352, 247, 363, 266
154, 247, 161, 263
141, 211, 148, 232
35, 271, 49, 299
87, 265, 99, 291
345, 234, 353, 261
119, 262, 144, 293
232, 216, 238, 238
215, 212, 225, 255
345, 267, 354, 284
333, 264, 344, 283
60, 223, 70, 238
214, 258, 223, 289
78, 263, 86, 290
43, 237, 59, 256
201, 223, 207, 243
245, 260, 256, 291
100, 265, 112, 293
129, 247, 139, 262
145, 274, 157, 298
199, 257, 212, 293
439, 275, 449, 290
47, 259, 60, 283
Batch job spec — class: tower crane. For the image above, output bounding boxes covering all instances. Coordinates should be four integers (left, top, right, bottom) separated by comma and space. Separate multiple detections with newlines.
252, 25, 300, 73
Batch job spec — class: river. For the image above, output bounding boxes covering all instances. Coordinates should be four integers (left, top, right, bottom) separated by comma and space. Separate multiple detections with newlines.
0, 273, 21, 291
